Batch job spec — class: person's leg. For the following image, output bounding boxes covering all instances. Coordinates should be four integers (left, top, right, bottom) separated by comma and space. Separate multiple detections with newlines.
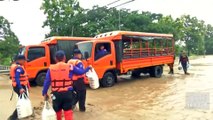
71, 85, 78, 110
185, 67, 189, 75
181, 62, 189, 74
168, 64, 172, 74
171, 63, 174, 74
64, 110, 73, 120
52, 92, 63, 120
78, 89, 86, 112
168, 63, 174, 74
8, 86, 21, 120
56, 110, 62, 120
71, 91, 78, 110
8, 85, 28, 120
62, 91, 73, 120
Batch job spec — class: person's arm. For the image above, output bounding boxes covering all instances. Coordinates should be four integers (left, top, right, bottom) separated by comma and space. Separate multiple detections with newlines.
69, 66, 90, 78
14, 67, 24, 90
73, 66, 90, 75
76, 62, 84, 69
42, 70, 51, 96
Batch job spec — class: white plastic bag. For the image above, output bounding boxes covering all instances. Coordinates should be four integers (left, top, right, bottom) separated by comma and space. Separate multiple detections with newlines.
16, 93, 33, 119
178, 64, 182, 70
86, 68, 100, 89
42, 101, 56, 120
187, 63, 192, 70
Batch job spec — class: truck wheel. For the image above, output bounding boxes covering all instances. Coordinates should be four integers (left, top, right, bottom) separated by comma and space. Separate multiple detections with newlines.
101, 72, 115, 87
36, 72, 46, 86
131, 71, 141, 78
150, 66, 163, 78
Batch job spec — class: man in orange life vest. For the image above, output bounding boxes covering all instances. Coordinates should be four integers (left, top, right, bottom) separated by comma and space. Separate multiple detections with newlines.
42, 50, 91, 120
68, 49, 87, 112
8, 55, 30, 120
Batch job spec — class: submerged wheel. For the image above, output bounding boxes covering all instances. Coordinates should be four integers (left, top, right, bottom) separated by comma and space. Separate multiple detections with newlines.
101, 72, 116, 87
150, 66, 163, 78
35, 72, 46, 86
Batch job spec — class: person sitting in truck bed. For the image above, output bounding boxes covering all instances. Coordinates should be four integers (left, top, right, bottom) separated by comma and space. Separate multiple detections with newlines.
95, 45, 108, 60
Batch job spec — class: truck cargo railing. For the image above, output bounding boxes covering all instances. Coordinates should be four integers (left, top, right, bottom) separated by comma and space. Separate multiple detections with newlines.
123, 47, 174, 59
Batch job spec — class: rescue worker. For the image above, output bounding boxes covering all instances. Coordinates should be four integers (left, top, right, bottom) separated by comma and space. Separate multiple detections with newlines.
179, 51, 190, 75
42, 50, 91, 120
68, 49, 87, 112
95, 45, 108, 60
8, 55, 30, 120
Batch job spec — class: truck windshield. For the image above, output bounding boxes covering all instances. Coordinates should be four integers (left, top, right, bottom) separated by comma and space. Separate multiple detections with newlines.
77, 42, 93, 59
18, 47, 26, 55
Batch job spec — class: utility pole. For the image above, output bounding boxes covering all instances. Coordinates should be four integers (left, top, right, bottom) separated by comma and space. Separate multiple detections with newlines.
106, 0, 135, 30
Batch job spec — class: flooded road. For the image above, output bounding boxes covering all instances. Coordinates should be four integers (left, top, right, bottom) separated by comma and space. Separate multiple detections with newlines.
1, 56, 213, 120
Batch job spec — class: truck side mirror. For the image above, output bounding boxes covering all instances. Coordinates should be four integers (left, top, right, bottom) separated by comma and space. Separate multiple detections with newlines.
84, 51, 89, 60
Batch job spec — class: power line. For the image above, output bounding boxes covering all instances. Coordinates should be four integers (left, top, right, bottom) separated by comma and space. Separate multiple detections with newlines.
111, 0, 135, 8
106, 0, 121, 7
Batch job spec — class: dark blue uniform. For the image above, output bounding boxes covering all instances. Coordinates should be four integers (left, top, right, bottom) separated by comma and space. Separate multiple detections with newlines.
9, 63, 28, 120
179, 55, 189, 74
72, 58, 87, 112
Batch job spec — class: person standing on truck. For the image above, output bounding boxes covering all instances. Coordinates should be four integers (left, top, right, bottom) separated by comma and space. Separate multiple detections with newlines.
68, 49, 87, 112
95, 45, 108, 60
42, 50, 91, 120
8, 55, 30, 120
179, 51, 190, 75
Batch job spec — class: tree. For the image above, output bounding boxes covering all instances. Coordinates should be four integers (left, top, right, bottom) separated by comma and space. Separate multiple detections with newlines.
205, 24, 213, 54
79, 6, 120, 36
180, 15, 206, 55
0, 16, 19, 65
41, 0, 83, 37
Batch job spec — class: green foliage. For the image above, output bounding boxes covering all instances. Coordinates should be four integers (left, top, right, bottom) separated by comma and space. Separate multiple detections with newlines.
0, 16, 19, 65
205, 24, 213, 54
179, 15, 206, 55
41, 0, 83, 37
41, 1, 213, 55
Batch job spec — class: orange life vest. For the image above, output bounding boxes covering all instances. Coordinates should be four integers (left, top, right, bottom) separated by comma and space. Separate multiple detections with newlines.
10, 64, 28, 87
68, 59, 85, 81
49, 62, 73, 92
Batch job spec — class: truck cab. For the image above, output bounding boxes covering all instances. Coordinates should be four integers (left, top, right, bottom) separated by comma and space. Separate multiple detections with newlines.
76, 40, 117, 87
18, 44, 50, 83
17, 36, 92, 86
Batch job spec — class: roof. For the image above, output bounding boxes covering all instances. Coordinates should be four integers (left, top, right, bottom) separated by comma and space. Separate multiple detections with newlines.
41, 36, 92, 44
94, 31, 173, 39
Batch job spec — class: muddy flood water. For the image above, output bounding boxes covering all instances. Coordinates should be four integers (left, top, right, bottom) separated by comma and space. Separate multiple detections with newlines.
1, 56, 213, 120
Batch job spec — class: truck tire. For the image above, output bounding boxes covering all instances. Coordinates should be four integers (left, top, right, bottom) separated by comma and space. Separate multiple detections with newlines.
150, 66, 163, 78
101, 72, 115, 87
36, 72, 46, 86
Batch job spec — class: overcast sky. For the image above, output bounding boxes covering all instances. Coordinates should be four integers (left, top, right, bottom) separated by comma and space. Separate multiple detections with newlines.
0, 0, 213, 45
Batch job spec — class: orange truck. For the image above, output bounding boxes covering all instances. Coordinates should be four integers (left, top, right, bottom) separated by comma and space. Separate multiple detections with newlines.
76, 31, 175, 87
17, 36, 91, 86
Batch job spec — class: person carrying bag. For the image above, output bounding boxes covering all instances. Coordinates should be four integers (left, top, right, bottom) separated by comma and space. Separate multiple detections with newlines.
16, 93, 33, 119
8, 55, 32, 120
42, 97, 57, 120
42, 50, 91, 120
